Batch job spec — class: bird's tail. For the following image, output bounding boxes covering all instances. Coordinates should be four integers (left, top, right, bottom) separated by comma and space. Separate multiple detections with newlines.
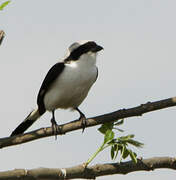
10, 108, 41, 136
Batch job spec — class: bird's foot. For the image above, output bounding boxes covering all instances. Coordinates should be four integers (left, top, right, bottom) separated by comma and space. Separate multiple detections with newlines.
79, 114, 87, 133
51, 117, 59, 140
75, 107, 87, 133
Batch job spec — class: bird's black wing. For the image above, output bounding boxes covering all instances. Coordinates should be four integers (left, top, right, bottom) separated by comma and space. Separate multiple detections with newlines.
37, 62, 65, 114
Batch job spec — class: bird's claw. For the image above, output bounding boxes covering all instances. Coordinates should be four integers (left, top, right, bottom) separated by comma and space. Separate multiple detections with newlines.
80, 115, 87, 133
51, 118, 59, 140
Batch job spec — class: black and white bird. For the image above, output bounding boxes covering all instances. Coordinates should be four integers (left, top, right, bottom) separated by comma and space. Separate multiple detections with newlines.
10, 40, 103, 137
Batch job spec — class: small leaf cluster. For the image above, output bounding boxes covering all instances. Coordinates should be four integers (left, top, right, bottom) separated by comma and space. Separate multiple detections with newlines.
0, 1, 10, 11
86, 120, 143, 166
99, 121, 143, 163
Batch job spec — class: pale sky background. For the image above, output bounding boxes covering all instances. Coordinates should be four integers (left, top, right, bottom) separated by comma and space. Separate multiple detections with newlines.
0, 0, 176, 179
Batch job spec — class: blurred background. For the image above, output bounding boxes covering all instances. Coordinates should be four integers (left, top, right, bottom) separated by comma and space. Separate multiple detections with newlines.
0, 0, 176, 179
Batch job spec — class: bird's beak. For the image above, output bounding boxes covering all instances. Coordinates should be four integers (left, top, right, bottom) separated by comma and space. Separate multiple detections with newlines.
92, 45, 104, 52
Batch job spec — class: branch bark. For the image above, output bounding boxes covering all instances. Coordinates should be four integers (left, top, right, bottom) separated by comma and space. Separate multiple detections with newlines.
1, 96, 176, 149
0, 156, 175, 179
0, 30, 5, 46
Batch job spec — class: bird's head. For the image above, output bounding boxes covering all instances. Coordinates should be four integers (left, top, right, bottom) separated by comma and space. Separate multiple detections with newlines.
64, 40, 103, 62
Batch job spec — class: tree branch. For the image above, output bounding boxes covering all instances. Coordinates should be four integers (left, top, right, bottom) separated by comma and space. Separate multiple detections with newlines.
0, 30, 5, 46
0, 156, 175, 179
1, 96, 176, 149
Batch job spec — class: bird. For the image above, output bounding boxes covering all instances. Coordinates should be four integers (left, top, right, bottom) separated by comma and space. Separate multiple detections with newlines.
10, 40, 103, 137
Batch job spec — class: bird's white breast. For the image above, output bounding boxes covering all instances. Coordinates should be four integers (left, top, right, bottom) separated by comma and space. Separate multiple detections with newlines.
44, 53, 98, 111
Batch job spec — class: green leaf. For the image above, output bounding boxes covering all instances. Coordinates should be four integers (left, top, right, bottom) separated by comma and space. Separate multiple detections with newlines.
128, 149, 137, 163
107, 138, 116, 145
117, 134, 144, 148
119, 145, 125, 163
122, 146, 129, 159
118, 134, 135, 144
0, 1, 10, 10
113, 127, 124, 132
111, 146, 115, 160
120, 134, 135, 140
114, 144, 119, 159
126, 139, 144, 148
114, 119, 124, 126
98, 122, 114, 134
104, 130, 114, 144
